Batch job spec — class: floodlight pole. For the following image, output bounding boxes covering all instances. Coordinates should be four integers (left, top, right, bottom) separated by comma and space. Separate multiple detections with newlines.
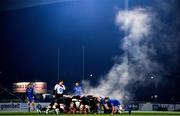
58, 48, 60, 81
82, 46, 85, 81
125, 0, 129, 74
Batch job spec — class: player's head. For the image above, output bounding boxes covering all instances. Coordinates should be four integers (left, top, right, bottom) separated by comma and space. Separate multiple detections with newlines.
96, 96, 101, 102
104, 97, 109, 102
75, 82, 79, 86
28, 82, 33, 87
59, 81, 64, 85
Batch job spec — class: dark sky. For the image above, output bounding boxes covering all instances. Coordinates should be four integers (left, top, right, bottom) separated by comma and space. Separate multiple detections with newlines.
0, 0, 180, 101
0, 0, 124, 87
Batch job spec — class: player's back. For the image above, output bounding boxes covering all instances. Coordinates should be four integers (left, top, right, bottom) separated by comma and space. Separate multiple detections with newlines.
26, 87, 34, 97
110, 99, 120, 106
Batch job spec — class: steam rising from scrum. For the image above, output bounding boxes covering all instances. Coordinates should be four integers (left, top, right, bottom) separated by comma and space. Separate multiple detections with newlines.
83, 8, 160, 100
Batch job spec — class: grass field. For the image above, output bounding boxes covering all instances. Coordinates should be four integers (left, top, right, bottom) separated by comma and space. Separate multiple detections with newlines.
0, 111, 180, 116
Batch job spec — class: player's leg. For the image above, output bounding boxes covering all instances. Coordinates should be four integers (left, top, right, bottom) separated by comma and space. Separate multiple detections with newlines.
110, 106, 114, 114
53, 102, 59, 114
113, 106, 118, 114
84, 105, 90, 114
58, 97, 65, 113
70, 102, 76, 113
30, 98, 35, 111
55, 104, 60, 114
75, 100, 81, 113
27, 100, 31, 112
59, 103, 65, 113
104, 104, 110, 114
36, 104, 42, 114
46, 105, 53, 114
54, 95, 61, 114
46, 101, 55, 114
100, 105, 104, 113
118, 105, 124, 114
79, 104, 84, 113
27, 97, 34, 112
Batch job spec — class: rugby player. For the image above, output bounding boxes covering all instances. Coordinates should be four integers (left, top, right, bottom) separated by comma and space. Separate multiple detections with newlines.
45, 98, 59, 114
26, 83, 35, 112
46, 81, 66, 114
70, 96, 81, 113
103, 97, 114, 114
79, 96, 90, 114
73, 82, 83, 96
109, 98, 121, 114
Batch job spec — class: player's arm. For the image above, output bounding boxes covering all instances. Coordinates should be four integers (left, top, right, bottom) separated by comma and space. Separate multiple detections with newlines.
62, 85, 67, 95
111, 105, 115, 114
32, 88, 35, 99
110, 100, 115, 114
62, 85, 66, 90
53, 84, 58, 97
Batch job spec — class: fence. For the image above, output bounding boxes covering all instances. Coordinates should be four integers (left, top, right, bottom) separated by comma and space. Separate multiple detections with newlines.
0, 102, 180, 112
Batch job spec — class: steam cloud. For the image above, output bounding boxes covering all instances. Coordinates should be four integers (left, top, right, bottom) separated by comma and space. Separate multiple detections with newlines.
83, 8, 160, 100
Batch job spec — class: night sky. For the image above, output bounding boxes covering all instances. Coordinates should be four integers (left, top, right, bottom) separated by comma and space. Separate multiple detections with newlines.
0, 0, 180, 101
